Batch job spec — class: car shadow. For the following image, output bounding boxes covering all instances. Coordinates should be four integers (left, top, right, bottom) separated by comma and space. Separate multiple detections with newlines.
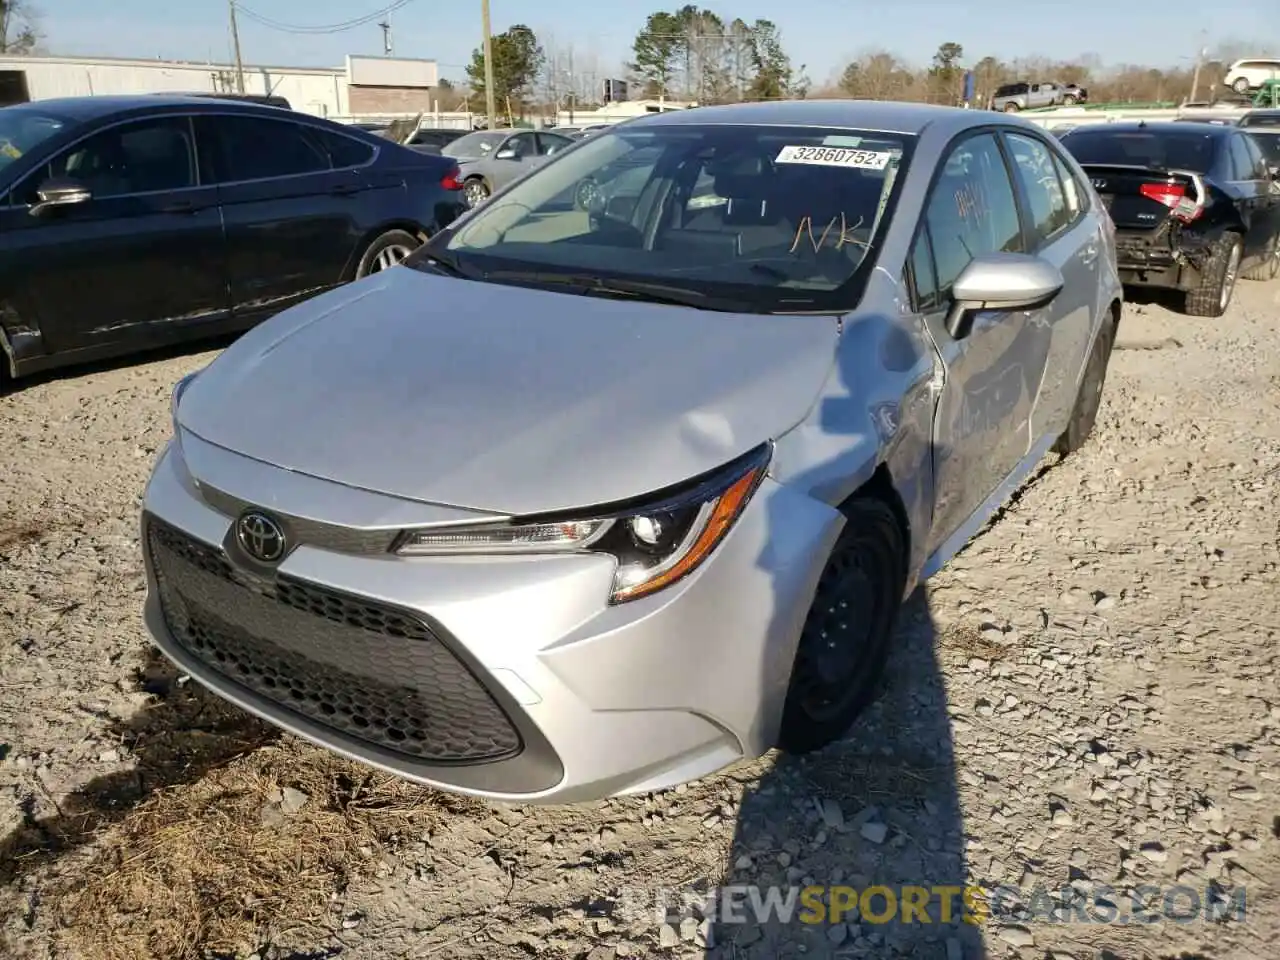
1120, 286, 1185, 313
0, 647, 279, 892
700, 593, 984, 960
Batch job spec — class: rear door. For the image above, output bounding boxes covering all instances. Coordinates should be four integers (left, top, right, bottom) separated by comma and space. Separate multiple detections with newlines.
1001, 129, 1099, 442
0, 113, 227, 354
196, 112, 372, 319
1227, 133, 1271, 261
1239, 133, 1280, 257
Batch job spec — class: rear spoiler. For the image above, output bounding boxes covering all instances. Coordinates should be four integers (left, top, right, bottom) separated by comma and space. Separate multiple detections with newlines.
1077, 163, 1207, 223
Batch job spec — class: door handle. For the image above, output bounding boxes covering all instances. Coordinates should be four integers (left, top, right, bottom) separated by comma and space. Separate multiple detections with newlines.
330, 184, 360, 197
161, 200, 205, 214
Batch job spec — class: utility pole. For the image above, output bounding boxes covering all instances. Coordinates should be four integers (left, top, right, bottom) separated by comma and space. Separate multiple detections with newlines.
480, 0, 497, 129
228, 0, 246, 93
567, 45, 575, 125
379, 20, 393, 56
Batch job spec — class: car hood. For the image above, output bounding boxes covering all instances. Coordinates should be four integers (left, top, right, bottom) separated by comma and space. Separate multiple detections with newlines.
176, 268, 838, 516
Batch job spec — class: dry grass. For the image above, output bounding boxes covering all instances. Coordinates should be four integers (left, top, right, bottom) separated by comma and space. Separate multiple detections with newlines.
48, 743, 487, 960
938, 622, 1009, 661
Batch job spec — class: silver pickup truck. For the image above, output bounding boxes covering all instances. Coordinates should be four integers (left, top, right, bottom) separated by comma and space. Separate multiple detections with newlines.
990, 81, 1088, 111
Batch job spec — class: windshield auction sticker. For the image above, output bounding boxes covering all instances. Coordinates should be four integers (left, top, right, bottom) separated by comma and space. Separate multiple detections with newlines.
775, 144, 893, 169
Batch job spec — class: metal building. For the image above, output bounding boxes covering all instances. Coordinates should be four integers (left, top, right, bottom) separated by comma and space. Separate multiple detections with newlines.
0, 53, 440, 119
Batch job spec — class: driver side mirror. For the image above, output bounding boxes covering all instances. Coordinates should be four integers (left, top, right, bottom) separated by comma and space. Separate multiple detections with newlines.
495, 146, 519, 160
30, 176, 92, 217
945, 252, 1064, 340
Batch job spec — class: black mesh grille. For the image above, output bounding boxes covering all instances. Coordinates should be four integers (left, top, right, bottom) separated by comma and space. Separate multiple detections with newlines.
146, 516, 523, 764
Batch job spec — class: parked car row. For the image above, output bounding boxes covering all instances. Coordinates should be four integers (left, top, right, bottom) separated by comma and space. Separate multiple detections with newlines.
0, 95, 466, 382
8, 92, 1277, 805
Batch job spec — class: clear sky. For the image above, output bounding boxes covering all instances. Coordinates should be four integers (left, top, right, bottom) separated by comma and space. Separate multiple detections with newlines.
39, 0, 1280, 87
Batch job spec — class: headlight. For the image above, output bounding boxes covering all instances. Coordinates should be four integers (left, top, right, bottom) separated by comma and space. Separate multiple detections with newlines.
394, 443, 772, 604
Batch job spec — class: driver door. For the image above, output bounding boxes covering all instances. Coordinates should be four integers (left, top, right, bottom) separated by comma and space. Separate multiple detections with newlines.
0, 114, 227, 354
911, 131, 1046, 557
489, 132, 540, 191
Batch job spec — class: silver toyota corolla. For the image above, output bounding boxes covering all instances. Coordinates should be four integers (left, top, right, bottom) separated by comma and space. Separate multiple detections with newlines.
141, 101, 1122, 804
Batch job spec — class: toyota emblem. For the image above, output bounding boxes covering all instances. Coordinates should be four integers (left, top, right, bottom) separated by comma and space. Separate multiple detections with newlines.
236, 511, 287, 563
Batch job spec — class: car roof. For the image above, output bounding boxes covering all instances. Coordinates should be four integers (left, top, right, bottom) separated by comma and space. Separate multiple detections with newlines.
620, 99, 1015, 137
0, 94, 297, 123
1062, 120, 1233, 138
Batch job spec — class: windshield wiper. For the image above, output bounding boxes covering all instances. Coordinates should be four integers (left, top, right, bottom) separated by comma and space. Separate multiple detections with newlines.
414, 247, 473, 279
481, 270, 741, 310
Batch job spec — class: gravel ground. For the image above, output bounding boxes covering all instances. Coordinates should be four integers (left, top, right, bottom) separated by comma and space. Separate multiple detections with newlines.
2, 279, 1279, 960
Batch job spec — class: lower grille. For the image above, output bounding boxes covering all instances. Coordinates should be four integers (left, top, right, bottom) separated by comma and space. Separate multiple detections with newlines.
146, 515, 523, 764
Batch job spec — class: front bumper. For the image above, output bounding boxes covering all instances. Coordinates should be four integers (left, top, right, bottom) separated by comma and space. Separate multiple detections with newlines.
140, 433, 842, 803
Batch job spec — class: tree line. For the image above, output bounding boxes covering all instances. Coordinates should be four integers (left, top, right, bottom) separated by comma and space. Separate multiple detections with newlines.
462, 19, 1277, 116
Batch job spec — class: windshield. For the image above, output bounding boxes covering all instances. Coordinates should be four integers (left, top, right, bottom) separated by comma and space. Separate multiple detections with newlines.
0, 109, 68, 170
425, 123, 914, 313
442, 130, 508, 159
1060, 129, 1220, 173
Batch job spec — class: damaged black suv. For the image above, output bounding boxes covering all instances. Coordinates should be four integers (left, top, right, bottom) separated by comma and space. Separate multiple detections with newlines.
1058, 120, 1280, 316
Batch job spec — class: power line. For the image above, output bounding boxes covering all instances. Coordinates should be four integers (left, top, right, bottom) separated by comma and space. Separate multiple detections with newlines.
235, 0, 417, 35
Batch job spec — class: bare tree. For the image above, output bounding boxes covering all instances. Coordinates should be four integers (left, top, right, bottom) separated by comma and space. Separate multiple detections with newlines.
839, 49, 910, 101
1, 0, 40, 54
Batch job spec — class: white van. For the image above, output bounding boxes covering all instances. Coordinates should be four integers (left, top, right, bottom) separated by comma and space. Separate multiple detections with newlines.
1224, 59, 1280, 95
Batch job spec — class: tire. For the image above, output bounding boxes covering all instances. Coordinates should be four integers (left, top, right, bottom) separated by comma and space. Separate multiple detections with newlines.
463, 177, 490, 208
355, 229, 421, 279
1053, 314, 1115, 457
1242, 232, 1280, 282
776, 497, 907, 755
1064, 95, 1078, 105
1004, 102, 1020, 112
1184, 232, 1243, 317
1232, 77, 1251, 95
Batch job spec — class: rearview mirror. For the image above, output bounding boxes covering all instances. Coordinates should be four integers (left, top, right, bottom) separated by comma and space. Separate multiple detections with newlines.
946, 252, 1064, 339
30, 176, 91, 216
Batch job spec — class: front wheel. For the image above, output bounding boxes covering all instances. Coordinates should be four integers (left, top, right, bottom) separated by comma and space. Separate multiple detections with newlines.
1184, 233, 1242, 317
1003, 102, 1020, 112
355, 229, 421, 279
1064, 94, 1078, 105
776, 497, 907, 755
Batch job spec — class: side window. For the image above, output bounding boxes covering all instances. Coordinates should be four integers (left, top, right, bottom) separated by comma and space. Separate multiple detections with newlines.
536, 133, 572, 156
924, 132, 1024, 301
505, 133, 536, 157
1004, 132, 1070, 243
209, 115, 330, 182
19, 116, 195, 203
908, 227, 940, 312
1050, 149, 1084, 220
1228, 137, 1255, 180
1241, 135, 1269, 179
321, 129, 375, 168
